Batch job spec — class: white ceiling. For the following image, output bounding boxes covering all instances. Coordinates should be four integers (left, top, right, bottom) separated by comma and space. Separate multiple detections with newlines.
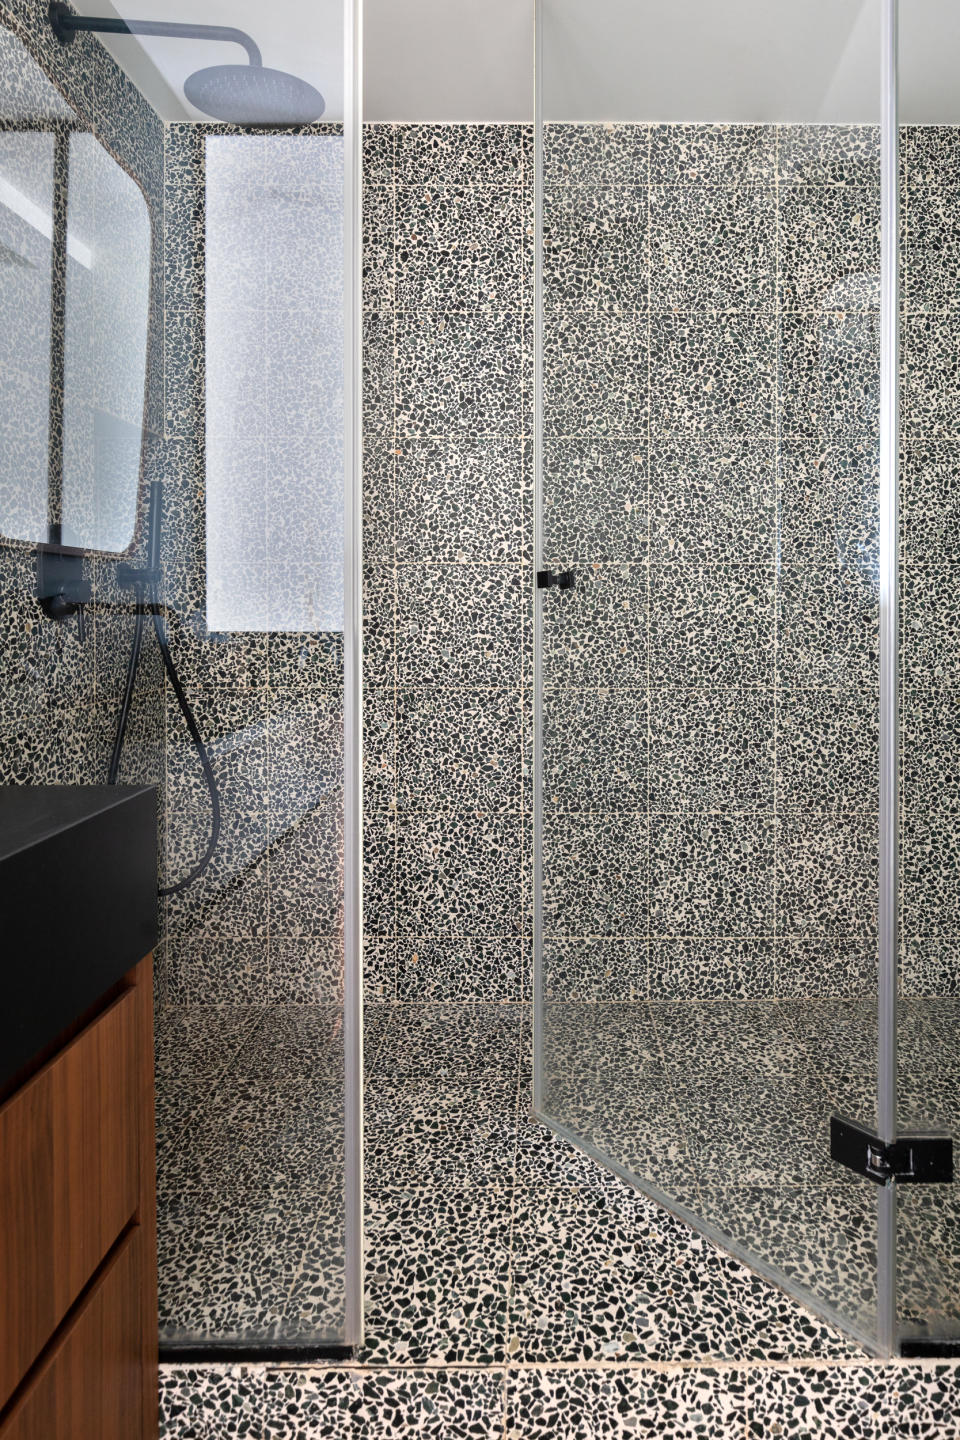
73, 0, 960, 125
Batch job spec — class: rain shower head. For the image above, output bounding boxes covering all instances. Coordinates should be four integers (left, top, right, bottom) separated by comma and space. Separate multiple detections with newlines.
49, 3, 325, 125
184, 64, 325, 125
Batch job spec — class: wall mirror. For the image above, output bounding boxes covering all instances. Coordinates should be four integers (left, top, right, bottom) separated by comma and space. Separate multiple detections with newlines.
0, 23, 151, 557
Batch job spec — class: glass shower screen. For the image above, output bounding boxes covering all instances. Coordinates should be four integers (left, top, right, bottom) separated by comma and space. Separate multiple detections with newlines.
533, 0, 901, 1352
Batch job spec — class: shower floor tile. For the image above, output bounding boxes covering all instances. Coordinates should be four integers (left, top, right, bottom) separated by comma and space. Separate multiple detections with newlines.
156, 999, 884, 1361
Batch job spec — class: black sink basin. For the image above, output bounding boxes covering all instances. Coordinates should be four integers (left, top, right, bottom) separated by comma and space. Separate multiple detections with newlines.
0, 785, 157, 1091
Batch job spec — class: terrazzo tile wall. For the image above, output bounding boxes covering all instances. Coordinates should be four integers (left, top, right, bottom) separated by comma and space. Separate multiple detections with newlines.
0, 0, 165, 925
361, 123, 532, 1004
539, 122, 883, 1009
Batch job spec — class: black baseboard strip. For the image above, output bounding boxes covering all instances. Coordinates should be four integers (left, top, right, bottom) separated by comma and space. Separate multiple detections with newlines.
160, 1342, 355, 1364
900, 1340, 960, 1358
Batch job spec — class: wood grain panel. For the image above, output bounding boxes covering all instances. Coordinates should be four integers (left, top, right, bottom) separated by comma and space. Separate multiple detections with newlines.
0, 989, 139, 1409
0, 1229, 142, 1440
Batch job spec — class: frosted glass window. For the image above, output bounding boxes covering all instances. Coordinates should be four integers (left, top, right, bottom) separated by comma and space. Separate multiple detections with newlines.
204, 133, 344, 634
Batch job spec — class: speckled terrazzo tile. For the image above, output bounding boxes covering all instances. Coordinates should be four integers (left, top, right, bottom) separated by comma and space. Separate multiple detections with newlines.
158, 1189, 343, 1343
542, 123, 648, 186
778, 125, 880, 186
778, 312, 880, 436
506, 1365, 749, 1440
746, 1364, 890, 1439
777, 564, 878, 690
541, 437, 647, 563
893, 1363, 960, 1439
649, 315, 775, 435
394, 123, 525, 187
542, 812, 648, 936
363, 812, 395, 936
543, 309, 648, 436
364, 685, 396, 810
229, 1004, 344, 1082
898, 1188, 960, 1340
365, 1075, 517, 1192
652, 1000, 809, 1080
394, 436, 529, 562
363, 184, 394, 310
394, 811, 522, 936
268, 690, 343, 830
542, 184, 647, 309
163, 936, 270, 1005
370, 1002, 523, 1078
777, 997, 883, 1076
649, 565, 774, 685
901, 938, 960, 999
650, 438, 775, 564
541, 563, 647, 688
902, 566, 960, 688
361, 1184, 512, 1364
698, 1183, 878, 1339
776, 687, 878, 814
156, 1081, 345, 1210
159, 1363, 353, 1440
542, 937, 648, 1003
541, 1001, 660, 1077
649, 184, 774, 311
903, 690, 960, 819
153, 1004, 263, 1082
395, 185, 521, 309
904, 181, 960, 313
356, 1369, 506, 1439
776, 813, 878, 937
676, 1070, 837, 1187
649, 686, 774, 812
269, 805, 343, 935
267, 937, 343, 1003
901, 441, 960, 566
650, 124, 775, 185
365, 943, 397, 1006
395, 687, 522, 810
778, 184, 880, 311
904, 312, 960, 437
777, 436, 879, 566
649, 814, 774, 937
396, 564, 524, 686
363, 309, 394, 434
507, 1179, 747, 1364
542, 689, 647, 812
648, 939, 775, 1001
777, 938, 877, 999
722, 1266, 869, 1362
396, 938, 525, 1001
395, 310, 523, 435
538, 1076, 698, 1199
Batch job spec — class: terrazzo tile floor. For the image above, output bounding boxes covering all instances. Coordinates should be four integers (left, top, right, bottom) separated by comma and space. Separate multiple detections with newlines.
157, 999, 960, 1436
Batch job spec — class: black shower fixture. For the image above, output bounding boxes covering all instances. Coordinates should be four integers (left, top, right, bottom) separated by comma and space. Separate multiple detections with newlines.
49, 3, 325, 124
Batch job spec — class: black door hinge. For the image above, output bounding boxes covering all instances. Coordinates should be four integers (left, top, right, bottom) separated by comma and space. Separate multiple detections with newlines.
537, 569, 575, 590
830, 1115, 953, 1186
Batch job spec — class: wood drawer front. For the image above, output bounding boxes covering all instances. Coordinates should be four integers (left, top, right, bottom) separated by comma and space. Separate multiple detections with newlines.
0, 1229, 143, 1440
0, 989, 140, 1410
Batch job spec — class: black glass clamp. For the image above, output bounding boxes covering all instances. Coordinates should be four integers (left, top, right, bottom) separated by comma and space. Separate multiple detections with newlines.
537, 569, 575, 590
830, 1115, 953, 1186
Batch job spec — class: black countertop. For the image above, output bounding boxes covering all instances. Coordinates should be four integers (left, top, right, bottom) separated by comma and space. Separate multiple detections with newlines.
0, 784, 158, 1092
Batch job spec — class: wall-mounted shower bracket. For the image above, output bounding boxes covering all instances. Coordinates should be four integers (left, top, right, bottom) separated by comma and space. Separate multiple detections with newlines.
36, 533, 91, 634
830, 1116, 953, 1186
537, 569, 575, 590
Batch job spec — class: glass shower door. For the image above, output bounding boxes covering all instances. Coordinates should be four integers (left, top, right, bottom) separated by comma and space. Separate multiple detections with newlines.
533, 0, 896, 1351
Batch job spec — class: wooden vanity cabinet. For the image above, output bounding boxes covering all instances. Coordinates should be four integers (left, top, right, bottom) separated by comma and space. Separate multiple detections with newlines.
0, 956, 158, 1439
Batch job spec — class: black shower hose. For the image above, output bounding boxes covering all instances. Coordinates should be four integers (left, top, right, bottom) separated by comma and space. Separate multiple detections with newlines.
108, 580, 222, 896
